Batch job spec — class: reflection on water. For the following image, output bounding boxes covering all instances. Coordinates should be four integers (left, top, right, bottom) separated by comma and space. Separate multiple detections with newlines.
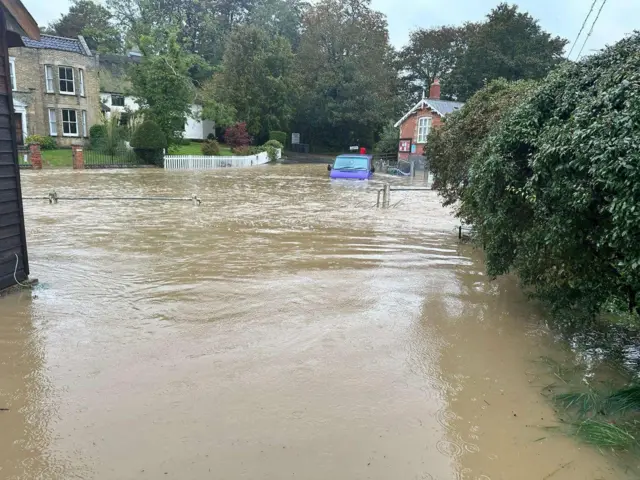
0, 165, 637, 479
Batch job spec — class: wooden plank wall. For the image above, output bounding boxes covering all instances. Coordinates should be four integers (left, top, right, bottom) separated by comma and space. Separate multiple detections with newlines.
0, 8, 29, 291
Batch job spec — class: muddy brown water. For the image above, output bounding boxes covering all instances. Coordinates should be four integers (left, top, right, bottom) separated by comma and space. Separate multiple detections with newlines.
1, 165, 638, 479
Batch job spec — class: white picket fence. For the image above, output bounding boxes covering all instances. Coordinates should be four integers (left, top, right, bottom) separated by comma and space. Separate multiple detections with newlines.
164, 151, 271, 170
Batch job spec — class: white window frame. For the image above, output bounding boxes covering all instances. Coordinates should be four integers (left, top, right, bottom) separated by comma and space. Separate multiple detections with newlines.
82, 110, 88, 137
417, 116, 431, 144
45, 65, 54, 93
9, 56, 16, 91
58, 66, 75, 95
79, 68, 85, 96
48, 108, 57, 135
61, 109, 78, 137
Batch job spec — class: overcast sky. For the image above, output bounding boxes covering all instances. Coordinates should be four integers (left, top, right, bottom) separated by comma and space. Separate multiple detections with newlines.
24, 0, 638, 60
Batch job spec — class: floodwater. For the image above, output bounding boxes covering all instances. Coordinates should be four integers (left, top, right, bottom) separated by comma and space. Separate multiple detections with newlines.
1, 165, 638, 479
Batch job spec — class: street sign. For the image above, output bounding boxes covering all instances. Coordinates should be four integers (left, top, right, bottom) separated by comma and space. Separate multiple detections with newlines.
291, 133, 300, 144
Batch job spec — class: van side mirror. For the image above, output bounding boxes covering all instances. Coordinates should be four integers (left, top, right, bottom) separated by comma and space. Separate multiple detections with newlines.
327, 164, 332, 171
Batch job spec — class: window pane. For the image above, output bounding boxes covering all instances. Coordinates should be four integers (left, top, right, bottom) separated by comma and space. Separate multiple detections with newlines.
68, 110, 76, 122
62, 110, 69, 122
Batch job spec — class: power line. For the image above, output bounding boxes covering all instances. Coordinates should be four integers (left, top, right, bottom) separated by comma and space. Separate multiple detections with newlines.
577, 0, 608, 60
567, 0, 598, 59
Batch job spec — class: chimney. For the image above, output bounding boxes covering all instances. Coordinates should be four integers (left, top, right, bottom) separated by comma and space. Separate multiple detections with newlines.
429, 78, 441, 100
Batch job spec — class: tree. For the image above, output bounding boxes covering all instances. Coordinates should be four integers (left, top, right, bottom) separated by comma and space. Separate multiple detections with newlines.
214, 25, 296, 140
460, 33, 640, 321
294, 0, 398, 149
129, 31, 199, 146
426, 78, 537, 207
374, 122, 399, 155
398, 26, 466, 105
224, 122, 252, 148
107, 0, 254, 66
447, 3, 567, 101
248, 0, 307, 50
46, 0, 122, 53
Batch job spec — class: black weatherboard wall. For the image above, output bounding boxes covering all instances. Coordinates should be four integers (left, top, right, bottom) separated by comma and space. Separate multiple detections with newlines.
0, 6, 28, 291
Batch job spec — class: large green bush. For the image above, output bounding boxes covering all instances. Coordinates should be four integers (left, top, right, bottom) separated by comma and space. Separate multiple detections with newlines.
269, 130, 287, 146
201, 139, 220, 156
263, 139, 283, 150
426, 79, 537, 206
26, 134, 56, 150
89, 124, 107, 149
130, 120, 167, 165
461, 33, 640, 320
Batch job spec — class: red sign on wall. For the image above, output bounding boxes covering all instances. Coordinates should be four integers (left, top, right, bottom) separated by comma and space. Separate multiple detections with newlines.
399, 139, 412, 153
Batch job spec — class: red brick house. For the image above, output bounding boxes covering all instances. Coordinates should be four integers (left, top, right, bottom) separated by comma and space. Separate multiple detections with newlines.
394, 79, 463, 160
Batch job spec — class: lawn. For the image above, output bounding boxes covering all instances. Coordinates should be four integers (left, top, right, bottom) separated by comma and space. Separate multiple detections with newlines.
41, 149, 73, 167
171, 142, 234, 156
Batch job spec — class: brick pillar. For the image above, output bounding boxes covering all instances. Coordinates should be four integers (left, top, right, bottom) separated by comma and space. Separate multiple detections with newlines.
72, 144, 84, 169
29, 143, 42, 170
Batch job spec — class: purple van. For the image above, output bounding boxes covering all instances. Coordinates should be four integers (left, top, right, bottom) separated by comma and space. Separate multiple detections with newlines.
328, 154, 375, 180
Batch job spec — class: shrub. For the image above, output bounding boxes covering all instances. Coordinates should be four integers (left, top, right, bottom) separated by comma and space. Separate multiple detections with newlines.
374, 122, 399, 156
261, 144, 279, 162
461, 33, 640, 320
224, 122, 252, 149
89, 124, 107, 149
263, 139, 283, 150
130, 120, 167, 165
269, 130, 286, 146
201, 139, 220, 156
25, 134, 56, 150
232, 146, 251, 155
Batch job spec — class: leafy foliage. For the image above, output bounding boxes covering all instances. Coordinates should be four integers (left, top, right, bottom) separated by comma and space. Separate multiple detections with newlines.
130, 120, 167, 165
446, 4, 567, 101
398, 26, 466, 105
263, 139, 283, 150
461, 33, 640, 320
215, 25, 296, 140
129, 31, 199, 146
201, 139, 221, 155
374, 122, 399, 155
25, 134, 56, 150
293, 0, 398, 150
269, 131, 287, 146
426, 79, 537, 206
224, 122, 252, 148
45, 0, 122, 53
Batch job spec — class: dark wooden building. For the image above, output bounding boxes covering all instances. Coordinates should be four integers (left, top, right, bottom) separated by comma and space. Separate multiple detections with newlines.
0, 0, 38, 291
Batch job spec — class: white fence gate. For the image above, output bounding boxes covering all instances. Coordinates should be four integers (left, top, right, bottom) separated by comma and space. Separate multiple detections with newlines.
164, 151, 271, 170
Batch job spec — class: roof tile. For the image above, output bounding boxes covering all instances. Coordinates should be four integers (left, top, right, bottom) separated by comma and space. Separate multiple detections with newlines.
21, 34, 85, 55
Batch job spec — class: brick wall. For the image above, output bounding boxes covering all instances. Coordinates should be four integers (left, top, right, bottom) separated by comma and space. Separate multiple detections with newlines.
398, 106, 442, 159
9, 46, 99, 147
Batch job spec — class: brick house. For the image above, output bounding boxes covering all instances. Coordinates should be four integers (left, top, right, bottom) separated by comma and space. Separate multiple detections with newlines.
394, 79, 463, 161
9, 34, 99, 147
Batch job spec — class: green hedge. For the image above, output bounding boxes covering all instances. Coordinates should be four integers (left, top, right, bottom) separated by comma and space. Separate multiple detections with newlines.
269, 131, 287, 146
26, 134, 56, 150
130, 120, 167, 165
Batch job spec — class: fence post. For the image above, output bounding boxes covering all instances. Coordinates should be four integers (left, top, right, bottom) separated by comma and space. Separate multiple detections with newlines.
29, 143, 42, 170
72, 143, 84, 169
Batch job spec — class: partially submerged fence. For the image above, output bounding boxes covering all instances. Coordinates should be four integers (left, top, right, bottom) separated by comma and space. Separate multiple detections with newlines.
84, 146, 147, 169
164, 151, 270, 170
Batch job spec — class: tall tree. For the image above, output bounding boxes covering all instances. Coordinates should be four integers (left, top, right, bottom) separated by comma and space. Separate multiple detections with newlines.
212, 25, 296, 139
447, 3, 567, 101
398, 25, 467, 104
107, 0, 224, 65
129, 31, 200, 145
248, 0, 307, 51
294, 0, 398, 149
46, 0, 122, 53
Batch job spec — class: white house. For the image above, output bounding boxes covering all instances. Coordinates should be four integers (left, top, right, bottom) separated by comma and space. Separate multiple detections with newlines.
100, 92, 215, 141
